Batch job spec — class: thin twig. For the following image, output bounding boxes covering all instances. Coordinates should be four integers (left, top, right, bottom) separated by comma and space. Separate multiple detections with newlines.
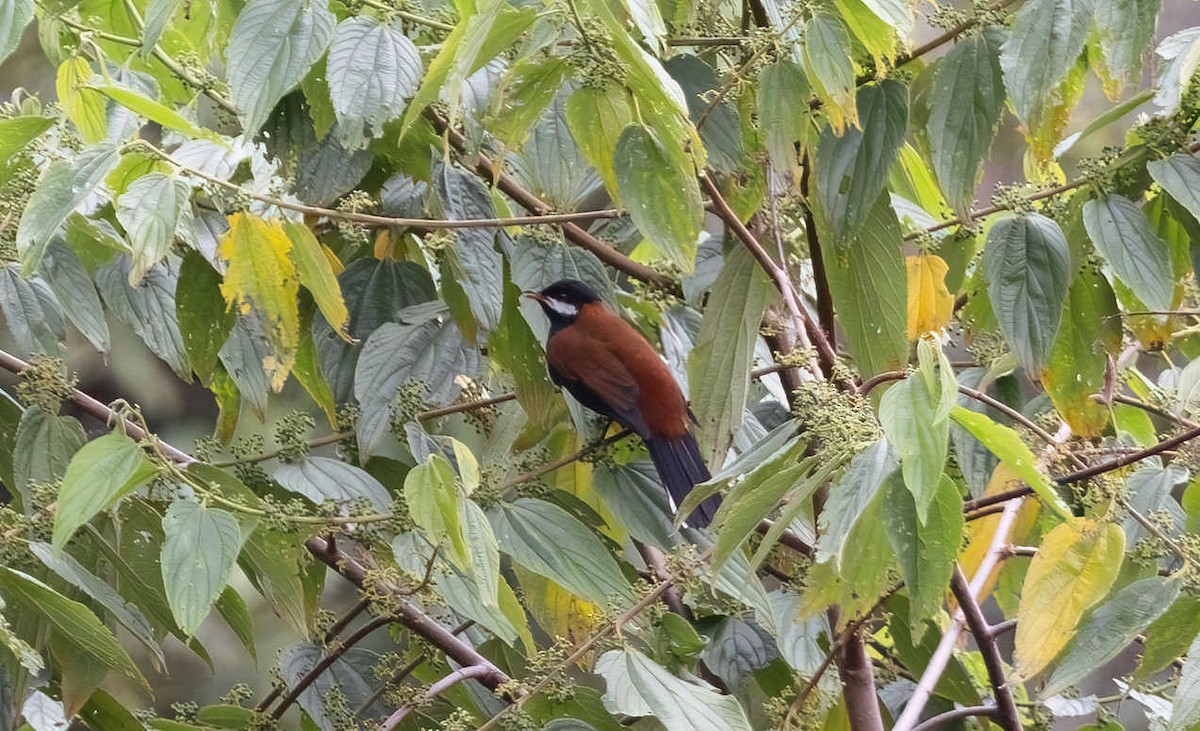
270, 616, 396, 719
381, 665, 494, 729
910, 705, 1000, 731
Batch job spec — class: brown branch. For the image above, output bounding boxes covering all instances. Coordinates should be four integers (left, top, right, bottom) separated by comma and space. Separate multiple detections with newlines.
904, 178, 1091, 241
799, 159, 835, 342
1108, 393, 1199, 429
910, 706, 1000, 731
269, 615, 396, 719
837, 632, 885, 730
1056, 423, 1200, 485
889, 0, 1022, 71
949, 567, 1021, 730
380, 664, 494, 729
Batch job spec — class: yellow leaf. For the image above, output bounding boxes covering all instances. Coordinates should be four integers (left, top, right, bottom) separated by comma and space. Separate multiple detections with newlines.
956, 464, 1040, 608
906, 253, 954, 339
56, 58, 107, 143
281, 221, 350, 341
513, 566, 598, 652
218, 213, 300, 392
1013, 517, 1125, 679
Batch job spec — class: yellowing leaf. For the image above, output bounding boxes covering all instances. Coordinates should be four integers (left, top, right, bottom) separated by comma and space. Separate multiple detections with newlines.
513, 566, 598, 651
56, 58, 106, 143
282, 221, 350, 341
218, 213, 300, 391
1014, 517, 1125, 679
957, 464, 1040, 607
906, 254, 954, 339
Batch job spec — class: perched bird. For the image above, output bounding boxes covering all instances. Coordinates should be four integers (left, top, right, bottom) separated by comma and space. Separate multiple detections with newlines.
523, 279, 720, 527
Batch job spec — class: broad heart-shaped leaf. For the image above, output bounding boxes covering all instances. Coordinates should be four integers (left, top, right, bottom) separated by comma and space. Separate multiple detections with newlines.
274, 456, 392, 513
0, 566, 145, 686
313, 258, 437, 403
97, 256, 193, 378
688, 246, 774, 466
53, 433, 160, 550
999, 0, 1093, 125
13, 407, 85, 505
950, 406, 1073, 520
816, 439, 898, 567
431, 162, 504, 331
1173, 632, 1200, 727
1083, 194, 1175, 311
0, 0, 32, 64
279, 643, 386, 727
597, 649, 752, 731
928, 28, 1005, 216
41, 239, 109, 353
177, 249, 236, 383
1148, 153, 1200, 226
983, 213, 1071, 375
281, 221, 348, 339
0, 115, 51, 162
801, 14, 857, 133
1041, 264, 1121, 437
592, 462, 677, 549
403, 454, 471, 571
161, 501, 245, 637
219, 213, 300, 392
117, 173, 191, 285
225, 0, 334, 135
27, 541, 164, 669
613, 122, 704, 272
813, 80, 908, 244
1043, 575, 1180, 696
824, 195, 908, 377
564, 84, 634, 202
490, 497, 633, 605
1094, 0, 1159, 93
327, 17, 421, 148
0, 265, 64, 357
883, 473, 963, 635
354, 302, 480, 458
17, 143, 120, 274
1013, 518, 1125, 679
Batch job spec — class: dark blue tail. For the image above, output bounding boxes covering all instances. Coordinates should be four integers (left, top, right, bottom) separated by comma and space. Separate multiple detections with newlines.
647, 435, 720, 528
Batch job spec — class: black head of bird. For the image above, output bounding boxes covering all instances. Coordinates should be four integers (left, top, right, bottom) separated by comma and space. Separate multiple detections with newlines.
522, 279, 720, 527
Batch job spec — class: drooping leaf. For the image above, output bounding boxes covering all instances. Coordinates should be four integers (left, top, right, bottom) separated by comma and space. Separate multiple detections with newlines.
176, 249, 236, 383
801, 14, 857, 132
0, 265, 64, 356
905, 252, 955, 339
0, 115, 52, 162
326, 16, 422, 148
12, 407, 85, 510
816, 439, 898, 567
96, 256, 193, 378
1172, 631, 1200, 727
218, 213, 300, 391
883, 473, 963, 634
983, 213, 1071, 374
1013, 518, 1125, 679
0, 0, 33, 64
564, 84, 634, 201
161, 501, 245, 637
999, 0, 1093, 125
664, 55, 743, 174
279, 643, 385, 728
403, 454, 471, 571
1083, 194, 1175, 311
281, 221, 349, 339
41, 239, 110, 353
614, 122, 704, 271
430, 162, 504, 331
1094, 0, 1160, 94
56, 57, 106, 144
758, 60, 811, 171
225, 0, 335, 134
274, 456, 393, 513
116, 173, 191, 285
1148, 153, 1200, 226
52, 432, 160, 551
596, 649, 753, 731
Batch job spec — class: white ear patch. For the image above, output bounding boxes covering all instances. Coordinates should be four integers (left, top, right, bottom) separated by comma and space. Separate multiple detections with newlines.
545, 298, 579, 317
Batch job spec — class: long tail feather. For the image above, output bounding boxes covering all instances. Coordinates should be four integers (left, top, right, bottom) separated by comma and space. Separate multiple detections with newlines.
646, 435, 720, 528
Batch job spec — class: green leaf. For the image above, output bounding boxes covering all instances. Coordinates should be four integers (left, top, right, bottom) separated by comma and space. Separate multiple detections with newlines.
404, 454, 471, 571
42, 239, 110, 353
238, 527, 315, 636
1044, 576, 1180, 695
327, 17, 422, 148
116, 173, 192, 285
0, 566, 146, 686
79, 689, 145, 731
91, 84, 211, 140
97, 256, 193, 378
758, 60, 811, 169
274, 456, 392, 513
665, 55, 743, 174
949, 405, 1073, 520
225, 0, 335, 135
1172, 631, 1200, 727
1013, 518, 1125, 678
883, 473, 963, 633
140, 0, 184, 57
17, 143, 121, 274
1094, 0, 1159, 92
592, 462, 677, 548
983, 213, 1071, 374
161, 501, 245, 637
0, 115, 51, 162
813, 80, 908, 244
56, 57, 107, 144
801, 14, 857, 132
564, 84, 634, 201
214, 587, 257, 661
53, 432, 160, 550
688, 246, 774, 466
27, 541, 164, 668
0, 264, 64, 357
491, 497, 633, 604
928, 29, 1005, 216
432, 162, 504, 331
281, 221, 349, 339
1083, 194, 1175, 311
1138, 594, 1200, 677
614, 122, 704, 271
1041, 264, 1120, 438
999, 0, 1093, 124
488, 57, 569, 148
177, 249, 235, 383
713, 458, 824, 576
823, 195, 909, 377
596, 649, 753, 731
0, 0, 33, 64
1148, 153, 1200, 226
816, 439, 898, 566
462, 499, 501, 609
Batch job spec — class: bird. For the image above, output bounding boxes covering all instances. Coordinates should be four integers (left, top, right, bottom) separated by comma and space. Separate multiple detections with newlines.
523, 279, 721, 527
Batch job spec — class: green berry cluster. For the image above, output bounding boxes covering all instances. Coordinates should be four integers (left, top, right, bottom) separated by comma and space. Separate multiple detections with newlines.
16, 356, 76, 412
274, 411, 317, 463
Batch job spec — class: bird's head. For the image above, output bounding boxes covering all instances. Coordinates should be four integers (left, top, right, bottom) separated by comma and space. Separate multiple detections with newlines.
522, 279, 601, 329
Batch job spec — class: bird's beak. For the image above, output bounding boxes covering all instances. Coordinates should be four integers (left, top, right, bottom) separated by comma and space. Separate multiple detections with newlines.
521, 290, 547, 304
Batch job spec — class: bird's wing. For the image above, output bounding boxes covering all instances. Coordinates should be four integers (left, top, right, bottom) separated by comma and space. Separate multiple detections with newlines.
545, 330, 649, 437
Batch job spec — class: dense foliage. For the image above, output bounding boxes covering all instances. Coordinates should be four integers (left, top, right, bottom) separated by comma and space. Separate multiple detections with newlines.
1, 0, 1200, 728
